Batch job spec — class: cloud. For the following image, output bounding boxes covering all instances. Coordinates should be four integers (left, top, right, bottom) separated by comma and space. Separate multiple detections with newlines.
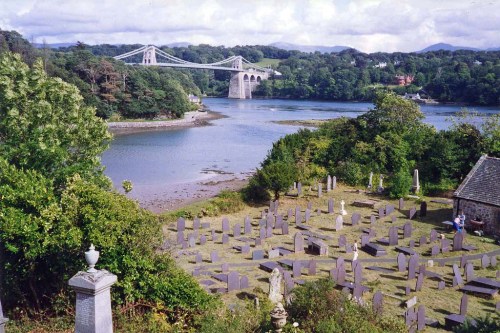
0, 0, 499, 52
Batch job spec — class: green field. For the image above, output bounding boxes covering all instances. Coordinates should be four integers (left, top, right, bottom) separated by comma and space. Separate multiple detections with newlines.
254, 58, 282, 68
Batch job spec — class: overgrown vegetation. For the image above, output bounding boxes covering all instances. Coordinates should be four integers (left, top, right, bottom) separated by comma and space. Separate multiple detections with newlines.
248, 91, 500, 200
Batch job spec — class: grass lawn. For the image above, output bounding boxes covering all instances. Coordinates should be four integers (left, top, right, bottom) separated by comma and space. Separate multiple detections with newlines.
254, 58, 282, 68
164, 184, 499, 332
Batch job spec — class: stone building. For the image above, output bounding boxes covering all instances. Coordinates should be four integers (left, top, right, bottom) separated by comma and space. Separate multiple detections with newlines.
453, 155, 500, 236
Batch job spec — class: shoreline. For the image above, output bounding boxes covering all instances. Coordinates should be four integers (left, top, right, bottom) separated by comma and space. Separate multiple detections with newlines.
107, 110, 226, 135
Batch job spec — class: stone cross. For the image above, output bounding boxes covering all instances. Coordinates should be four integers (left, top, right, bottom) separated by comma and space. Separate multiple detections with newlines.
69, 245, 117, 333
268, 268, 283, 304
340, 200, 347, 215
412, 169, 420, 193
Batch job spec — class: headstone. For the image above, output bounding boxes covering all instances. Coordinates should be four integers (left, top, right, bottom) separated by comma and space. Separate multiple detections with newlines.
460, 254, 467, 268
453, 232, 463, 251
266, 214, 274, 229
275, 215, 283, 229
353, 284, 364, 300
210, 251, 220, 263
431, 245, 440, 256
397, 253, 407, 272
491, 256, 497, 267
295, 208, 302, 225
417, 305, 425, 331
200, 235, 207, 245
481, 255, 490, 269
378, 207, 385, 218
332, 176, 337, 189
409, 207, 417, 220
412, 169, 420, 193
430, 229, 438, 242
293, 260, 301, 278
338, 235, 347, 248
403, 222, 412, 239
409, 239, 415, 248
335, 215, 343, 231
266, 226, 273, 238
328, 198, 334, 214
177, 217, 185, 231
453, 264, 464, 286
188, 235, 196, 247
259, 226, 266, 240
305, 208, 311, 222
308, 260, 317, 276
232, 223, 241, 238
377, 174, 384, 193
399, 198, 404, 210
408, 254, 418, 279
297, 182, 302, 196
460, 293, 468, 316
268, 249, 280, 259
287, 208, 293, 220
340, 200, 347, 215
327, 175, 332, 192
281, 222, 289, 235
354, 262, 363, 284
441, 239, 450, 253
370, 214, 376, 225
419, 236, 427, 247
464, 263, 474, 282
294, 232, 304, 253
241, 244, 250, 254
221, 263, 229, 273
269, 268, 282, 304
227, 271, 240, 292
386, 204, 394, 215
318, 183, 322, 197
195, 253, 202, 264
255, 238, 262, 246
351, 213, 361, 226
222, 218, 230, 232
222, 234, 229, 244
336, 256, 345, 269
317, 208, 321, 216
373, 291, 383, 315
337, 265, 346, 284
415, 270, 424, 291
211, 230, 218, 242
68, 248, 117, 333
269, 200, 275, 213
237, 276, 248, 290
368, 171, 373, 190
244, 216, 252, 234
252, 250, 265, 260
420, 201, 427, 217
177, 230, 185, 244
405, 285, 411, 296
438, 281, 445, 290
193, 218, 200, 230
361, 235, 371, 247
389, 226, 399, 246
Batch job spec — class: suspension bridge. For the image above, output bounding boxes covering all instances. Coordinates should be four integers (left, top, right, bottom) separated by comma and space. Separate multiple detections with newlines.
113, 45, 274, 99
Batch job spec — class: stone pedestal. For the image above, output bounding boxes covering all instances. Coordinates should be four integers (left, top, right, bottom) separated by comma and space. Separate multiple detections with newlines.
69, 270, 117, 333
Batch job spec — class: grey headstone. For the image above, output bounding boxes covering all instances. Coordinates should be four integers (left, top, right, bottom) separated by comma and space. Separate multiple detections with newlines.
345, 243, 353, 253
266, 226, 273, 238
460, 293, 468, 316
481, 255, 490, 268
297, 182, 302, 196
269, 200, 275, 213
335, 215, 343, 231
361, 235, 371, 247
294, 232, 304, 253
268, 249, 280, 259
378, 207, 385, 218
327, 175, 332, 192
222, 234, 229, 244
370, 214, 376, 225
453, 232, 463, 251
252, 249, 265, 260
308, 259, 317, 275
255, 238, 262, 246
227, 271, 239, 292
241, 244, 250, 254
318, 183, 322, 197
221, 263, 229, 273
293, 260, 301, 278
211, 230, 217, 242
464, 263, 474, 282
397, 253, 407, 272
201, 222, 210, 229
351, 212, 361, 226
282, 222, 289, 235
408, 254, 419, 280
431, 245, 439, 256
405, 285, 411, 296
453, 264, 464, 286
259, 226, 266, 240
295, 208, 302, 225
408, 239, 415, 248
244, 216, 252, 234
417, 305, 425, 331
222, 218, 230, 232
177, 217, 185, 231
200, 235, 207, 245
354, 262, 363, 284
328, 198, 334, 214
305, 208, 311, 222
195, 253, 202, 264
188, 235, 196, 247
287, 208, 293, 220
275, 215, 283, 229
409, 207, 417, 220
403, 222, 412, 239
337, 265, 346, 284
419, 236, 427, 247
266, 214, 274, 229
441, 239, 450, 253
210, 251, 219, 263
386, 204, 395, 215
491, 256, 497, 267
391, 215, 397, 223
332, 176, 337, 189
430, 229, 438, 242
460, 254, 467, 268
415, 270, 424, 291
438, 281, 445, 290
232, 223, 241, 238
193, 218, 200, 230
353, 284, 363, 300
398, 198, 404, 210
338, 235, 347, 247
389, 226, 399, 246
373, 291, 383, 315
240, 276, 249, 289
177, 230, 185, 244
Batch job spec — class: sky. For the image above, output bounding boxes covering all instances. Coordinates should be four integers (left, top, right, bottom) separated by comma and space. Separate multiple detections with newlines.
0, 0, 499, 53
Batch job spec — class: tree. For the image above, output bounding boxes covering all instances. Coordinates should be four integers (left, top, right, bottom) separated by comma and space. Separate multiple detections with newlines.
254, 161, 297, 199
0, 52, 111, 187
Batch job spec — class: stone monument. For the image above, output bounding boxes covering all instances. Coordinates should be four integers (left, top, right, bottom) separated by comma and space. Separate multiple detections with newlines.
340, 200, 347, 216
268, 268, 283, 304
69, 244, 117, 333
367, 172, 373, 190
377, 174, 384, 193
412, 169, 420, 193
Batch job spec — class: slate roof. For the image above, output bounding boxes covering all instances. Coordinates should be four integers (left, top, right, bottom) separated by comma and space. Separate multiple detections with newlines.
454, 155, 500, 207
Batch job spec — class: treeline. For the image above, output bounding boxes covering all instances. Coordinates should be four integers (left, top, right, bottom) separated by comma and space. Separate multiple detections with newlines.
247, 92, 500, 201
0, 30, 201, 119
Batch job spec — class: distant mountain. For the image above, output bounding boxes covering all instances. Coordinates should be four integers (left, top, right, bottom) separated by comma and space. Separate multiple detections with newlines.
33, 42, 76, 49
269, 42, 351, 53
417, 43, 481, 53
166, 42, 192, 48
486, 47, 500, 51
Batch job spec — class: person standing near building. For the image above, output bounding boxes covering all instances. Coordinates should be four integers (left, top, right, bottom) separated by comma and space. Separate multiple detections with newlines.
458, 210, 466, 232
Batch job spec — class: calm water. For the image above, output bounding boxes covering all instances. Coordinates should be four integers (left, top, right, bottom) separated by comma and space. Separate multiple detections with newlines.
102, 98, 499, 193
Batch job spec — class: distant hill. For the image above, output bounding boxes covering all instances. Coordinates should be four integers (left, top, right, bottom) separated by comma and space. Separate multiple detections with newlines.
417, 43, 482, 53
269, 42, 351, 53
33, 42, 76, 49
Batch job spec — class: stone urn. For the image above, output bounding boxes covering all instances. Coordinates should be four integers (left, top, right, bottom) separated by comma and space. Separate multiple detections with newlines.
270, 302, 288, 333
85, 244, 99, 273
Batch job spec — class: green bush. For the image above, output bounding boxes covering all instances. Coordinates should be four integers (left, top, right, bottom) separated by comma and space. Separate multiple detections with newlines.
388, 168, 413, 198
453, 314, 500, 333
335, 161, 364, 186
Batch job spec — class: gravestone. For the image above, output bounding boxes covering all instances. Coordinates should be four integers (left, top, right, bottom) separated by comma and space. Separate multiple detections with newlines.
233, 223, 241, 238
293, 260, 301, 278
328, 198, 334, 214
244, 216, 252, 234
386, 204, 395, 215
177, 231, 185, 244
397, 253, 407, 272
269, 200, 275, 213
338, 235, 347, 248
287, 208, 293, 221
255, 238, 262, 246
318, 183, 322, 197
336, 256, 345, 269
266, 226, 273, 238
409, 207, 417, 220
403, 222, 412, 238
275, 215, 283, 229
464, 263, 474, 282
240, 276, 249, 289
193, 218, 200, 230
332, 176, 337, 189
441, 239, 450, 253
460, 255, 467, 268
353, 284, 364, 300
391, 215, 397, 223
227, 271, 240, 292
222, 234, 229, 244
453, 264, 464, 286
481, 255, 490, 268
351, 212, 361, 226
419, 236, 427, 247
431, 245, 440, 256
438, 281, 445, 290
409, 239, 415, 248
430, 229, 438, 242
282, 222, 289, 235
415, 270, 424, 291
361, 235, 371, 247
453, 232, 463, 251
354, 262, 363, 284
266, 215, 274, 229
221, 263, 229, 273
177, 218, 185, 232
308, 260, 317, 276
259, 227, 266, 240
417, 305, 425, 331
222, 218, 230, 233
460, 293, 468, 316
252, 249, 265, 260
370, 214, 376, 225
405, 285, 411, 296
373, 291, 384, 315
378, 207, 385, 218
389, 226, 399, 246
295, 208, 302, 225
188, 235, 196, 247
327, 175, 332, 192
408, 254, 419, 279
399, 198, 404, 210
268, 249, 280, 259
305, 208, 311, 222
297, 182, 302, 196
210, 251, 220, 263
337, 265, 346, 284
335, 215, 343, 231
491, 256, 497, 267
294, 232, 304, 253
420, 201, 427, 217
200, 235, 207, 245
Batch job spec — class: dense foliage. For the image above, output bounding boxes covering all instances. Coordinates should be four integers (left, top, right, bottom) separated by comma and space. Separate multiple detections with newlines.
0, 52, 214, 325
250, 92, 500, 199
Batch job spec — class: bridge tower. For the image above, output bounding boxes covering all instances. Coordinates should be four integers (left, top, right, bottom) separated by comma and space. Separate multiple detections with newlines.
142, 46, 157, 65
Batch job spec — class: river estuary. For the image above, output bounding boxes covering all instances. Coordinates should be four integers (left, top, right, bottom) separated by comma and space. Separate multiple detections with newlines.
102, 98, 498, 212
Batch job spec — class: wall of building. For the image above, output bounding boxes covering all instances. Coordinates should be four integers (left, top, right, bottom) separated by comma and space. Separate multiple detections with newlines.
454, 198, 500, 236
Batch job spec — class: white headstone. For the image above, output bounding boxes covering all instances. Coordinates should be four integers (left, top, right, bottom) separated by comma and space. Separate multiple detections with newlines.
412, 169, 420, 193
268, 268, 283, 304
340, 200, 347, 215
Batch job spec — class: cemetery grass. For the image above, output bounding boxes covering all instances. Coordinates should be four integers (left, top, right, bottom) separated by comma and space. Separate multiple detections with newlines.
164, 184, 499, 332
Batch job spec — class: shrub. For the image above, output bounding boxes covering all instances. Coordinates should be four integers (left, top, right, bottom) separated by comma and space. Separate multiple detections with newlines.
388, 168, 413, 198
